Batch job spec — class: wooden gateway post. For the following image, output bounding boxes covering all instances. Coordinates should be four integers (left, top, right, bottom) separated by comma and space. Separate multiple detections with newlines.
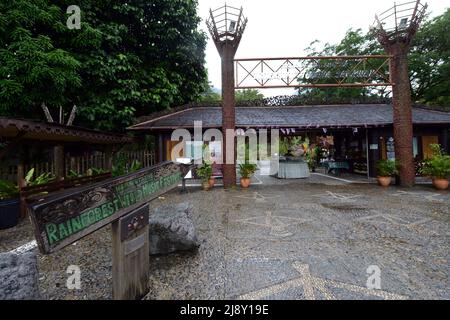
373, 0, 428, 187
206, 4, 247, 188
112, 205, 150, 299
28, 161, 193, 300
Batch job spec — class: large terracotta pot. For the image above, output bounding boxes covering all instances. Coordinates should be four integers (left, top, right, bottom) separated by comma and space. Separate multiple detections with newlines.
240, 178, 251, 188
377, 176, 391, 187
432, 178, 449, 190
208, 178, 215, 188
202, 181, 210, 191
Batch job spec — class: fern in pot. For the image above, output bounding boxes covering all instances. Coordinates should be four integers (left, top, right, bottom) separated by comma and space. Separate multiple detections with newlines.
376, 159, 399, 187
197, 162, 213, 191
239, 163, 258, 188
421, 144, 450, 190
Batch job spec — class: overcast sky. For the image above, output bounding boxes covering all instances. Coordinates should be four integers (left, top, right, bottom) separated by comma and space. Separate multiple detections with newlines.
197, 0, 449, 96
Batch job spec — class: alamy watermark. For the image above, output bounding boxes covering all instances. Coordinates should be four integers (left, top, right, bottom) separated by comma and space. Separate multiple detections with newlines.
66, 265, 81, 290
366, 265, 381, 290
66, 5, 81, 30
171, 121, 281, 175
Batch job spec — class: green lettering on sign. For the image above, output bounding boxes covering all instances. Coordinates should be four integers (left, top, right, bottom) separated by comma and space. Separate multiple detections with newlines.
39, 166, 185, 249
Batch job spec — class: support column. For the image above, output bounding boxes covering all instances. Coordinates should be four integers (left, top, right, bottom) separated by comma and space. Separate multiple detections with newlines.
157, 134, 164, 163
368, 129, 381, 178
17, 159, 26, 219
112, 205, 149, 300
440, 128, 449, 154
221, 45, 236, 188
54, 145, 65, 181
206, 5, 247, 189
390, 44, 415, 187
105, 145, 113, 172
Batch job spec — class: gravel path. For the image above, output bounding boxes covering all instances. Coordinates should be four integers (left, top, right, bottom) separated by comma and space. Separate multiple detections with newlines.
1, 175, 449, 300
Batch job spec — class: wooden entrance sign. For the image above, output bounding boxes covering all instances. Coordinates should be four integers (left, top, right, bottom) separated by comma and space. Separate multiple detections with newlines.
112, 204, 150, 300
27, 161, 193, 299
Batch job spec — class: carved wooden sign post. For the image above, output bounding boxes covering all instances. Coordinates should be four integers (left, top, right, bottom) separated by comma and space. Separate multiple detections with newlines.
28, 161, 192, 299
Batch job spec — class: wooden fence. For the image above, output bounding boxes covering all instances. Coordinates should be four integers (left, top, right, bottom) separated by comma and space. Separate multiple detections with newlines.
0, 150, 156, 183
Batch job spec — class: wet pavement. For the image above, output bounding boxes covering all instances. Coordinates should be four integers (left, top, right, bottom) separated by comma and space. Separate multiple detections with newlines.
143, 178, 449, 300
1, 174, 449, 300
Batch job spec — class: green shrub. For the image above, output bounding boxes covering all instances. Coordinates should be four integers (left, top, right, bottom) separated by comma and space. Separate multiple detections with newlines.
239, 163, 258, 179
421, 144, 450, 179
376, 159, 399, 177
112, 154, 142, 177
279, 139, 289, 156
0, 180, 19, 200
197, 162, 212, 181
24, 169, 55, 186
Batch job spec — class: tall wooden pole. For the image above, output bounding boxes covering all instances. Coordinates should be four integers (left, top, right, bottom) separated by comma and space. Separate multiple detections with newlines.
207, 5, 247, 188
221, 44, 237, 188
54, 145, 65, 181
373, 0, 427, 187
389, 43, 415, 187
105, 145, 114, 172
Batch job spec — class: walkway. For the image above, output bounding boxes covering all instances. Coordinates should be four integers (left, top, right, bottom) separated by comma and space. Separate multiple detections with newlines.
2, 178, 448, 299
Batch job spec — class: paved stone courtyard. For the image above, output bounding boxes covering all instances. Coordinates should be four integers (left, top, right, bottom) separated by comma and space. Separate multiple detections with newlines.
1, 174, 449, 299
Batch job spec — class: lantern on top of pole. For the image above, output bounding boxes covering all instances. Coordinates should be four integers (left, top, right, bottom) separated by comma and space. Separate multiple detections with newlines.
206, 4, 248, 188
371, 0, 427, 187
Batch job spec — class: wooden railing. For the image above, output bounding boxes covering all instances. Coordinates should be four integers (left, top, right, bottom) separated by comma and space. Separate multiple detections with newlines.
0, 150, 156, 183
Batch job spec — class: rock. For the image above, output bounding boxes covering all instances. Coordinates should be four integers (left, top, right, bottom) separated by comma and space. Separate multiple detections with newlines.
149, 202, 199, 255
0, 251, 40, 300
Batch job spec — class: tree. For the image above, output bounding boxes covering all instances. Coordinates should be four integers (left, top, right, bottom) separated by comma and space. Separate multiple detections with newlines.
198, 81, 221, 102
73, 0, 208, 131
297, 30, 388, 104
410, 9, 450, 108
0, 0, 208, 132
0, 0, 94, 117
298, 10, 450, 108
198, 87, 264, 103
235, 89, 264, 102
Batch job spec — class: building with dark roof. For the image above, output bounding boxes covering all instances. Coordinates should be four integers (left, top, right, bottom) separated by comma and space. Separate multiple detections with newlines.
129, 104, 450, 178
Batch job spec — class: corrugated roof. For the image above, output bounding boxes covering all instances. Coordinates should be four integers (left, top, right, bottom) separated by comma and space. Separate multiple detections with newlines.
0, 117, 133, 144
129, 104, 450, 130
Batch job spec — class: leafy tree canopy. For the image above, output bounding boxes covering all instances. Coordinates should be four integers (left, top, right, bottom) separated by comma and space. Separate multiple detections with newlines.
410, 9, 450, 107
235, 89, 264, 102
0, 0, 208, 132
198, 85, 264, 103
198, 81, 221, 102
298, 9, 449, 109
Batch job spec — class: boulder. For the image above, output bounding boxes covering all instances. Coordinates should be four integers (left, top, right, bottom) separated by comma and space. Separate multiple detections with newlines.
0, 251, 40, 300
149, 202, 199, 255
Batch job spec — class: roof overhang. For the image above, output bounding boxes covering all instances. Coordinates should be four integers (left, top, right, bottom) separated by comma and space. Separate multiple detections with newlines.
0, 117, 133, 145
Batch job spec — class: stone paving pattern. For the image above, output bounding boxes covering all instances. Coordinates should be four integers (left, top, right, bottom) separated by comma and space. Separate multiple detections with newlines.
0, 174, 449, 299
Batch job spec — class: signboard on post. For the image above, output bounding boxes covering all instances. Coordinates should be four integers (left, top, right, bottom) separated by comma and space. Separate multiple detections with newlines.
28, 161, 193, 300
28, 161, 191, 254
112, 204, 150, 300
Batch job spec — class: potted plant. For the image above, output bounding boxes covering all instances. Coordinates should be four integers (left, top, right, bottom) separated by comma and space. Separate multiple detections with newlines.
197, 162, 213, 191
279, 139, 289, 158
376, 159, 399, 187
0, 180, 20, 229
421, 144, 450, 190
208, 166, 216, 188
239, 163, 258, 188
